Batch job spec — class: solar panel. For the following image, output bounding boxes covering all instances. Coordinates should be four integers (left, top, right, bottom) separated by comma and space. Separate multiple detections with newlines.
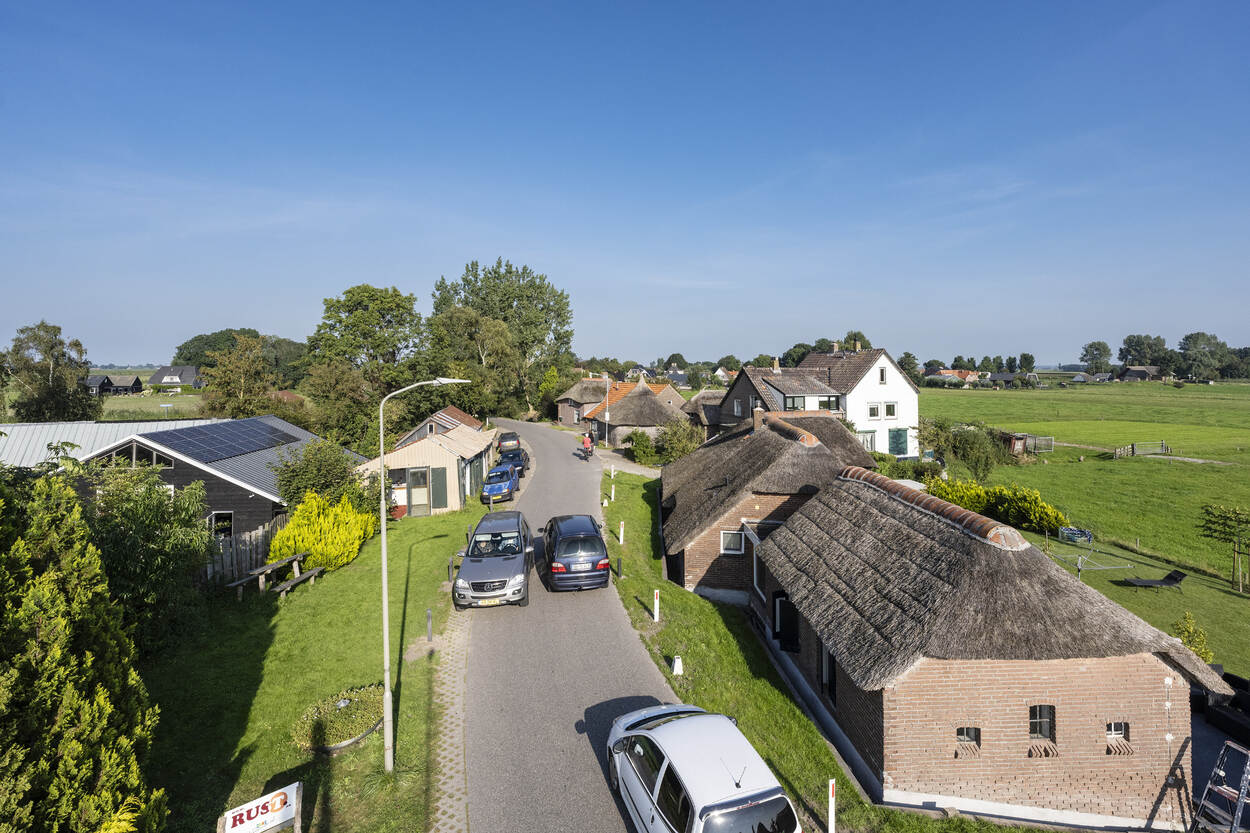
142, 417, 298, 463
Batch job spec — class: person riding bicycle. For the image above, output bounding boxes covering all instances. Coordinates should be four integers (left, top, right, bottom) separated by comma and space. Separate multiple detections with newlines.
582, 433, 593, 459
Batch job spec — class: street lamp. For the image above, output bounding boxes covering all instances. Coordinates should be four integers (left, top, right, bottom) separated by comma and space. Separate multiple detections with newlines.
379, 376, 469, 773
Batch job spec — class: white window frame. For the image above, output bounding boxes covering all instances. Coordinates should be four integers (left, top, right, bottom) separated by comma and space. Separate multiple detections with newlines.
858, 430, 876, 452
720, 531, 745, 555
1106, 721, 1129, 740
733, 399, 742, 417
162, 484, 175, 497
885, 402, 897, 419
783, 395, 802, 411
879, 367, 887, 384
752, 547, 766, 602
867, 402, 881, 420
209, 511, 234, 539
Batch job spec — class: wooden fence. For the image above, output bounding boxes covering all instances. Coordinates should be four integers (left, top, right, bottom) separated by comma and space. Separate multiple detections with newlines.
201, 514, 289, 585
1114, 441, 1171, 459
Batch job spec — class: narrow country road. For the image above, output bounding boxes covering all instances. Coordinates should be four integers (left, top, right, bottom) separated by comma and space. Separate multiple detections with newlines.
464, 419, 675, 833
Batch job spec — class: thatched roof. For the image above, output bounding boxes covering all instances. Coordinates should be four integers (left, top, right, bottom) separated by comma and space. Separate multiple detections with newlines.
557, 378, 608, 404
660, 414, 875, 557
757, 466, 1232, 695
798, 348, 920, 393
681, 390, 723, 427
599, 384, 687, 428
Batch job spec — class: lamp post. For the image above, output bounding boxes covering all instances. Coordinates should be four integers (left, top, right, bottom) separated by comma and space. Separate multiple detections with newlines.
379, 377, 469, 773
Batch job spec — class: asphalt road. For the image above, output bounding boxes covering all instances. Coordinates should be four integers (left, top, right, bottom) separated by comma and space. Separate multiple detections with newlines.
465, 419, 675, 833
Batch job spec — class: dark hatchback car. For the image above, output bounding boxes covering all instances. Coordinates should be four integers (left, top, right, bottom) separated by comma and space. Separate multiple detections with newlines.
499, 448, 530, 477
543, 514, 611, 590
497, 431, 521, 453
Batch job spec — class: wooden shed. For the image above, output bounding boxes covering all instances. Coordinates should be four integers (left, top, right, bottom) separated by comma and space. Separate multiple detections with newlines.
357, 425, 496, 517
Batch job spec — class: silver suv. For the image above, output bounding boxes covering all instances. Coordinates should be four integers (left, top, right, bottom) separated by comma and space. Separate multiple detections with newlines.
607, 704, 800, 833
453, 511, 534, 609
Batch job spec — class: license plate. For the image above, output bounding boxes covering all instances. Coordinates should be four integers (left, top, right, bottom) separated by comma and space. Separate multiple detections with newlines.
571, 562, 591, 572
477, 598, 505, 606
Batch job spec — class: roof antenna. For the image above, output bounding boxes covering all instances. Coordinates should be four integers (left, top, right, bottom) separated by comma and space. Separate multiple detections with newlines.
720, 758, 746, 789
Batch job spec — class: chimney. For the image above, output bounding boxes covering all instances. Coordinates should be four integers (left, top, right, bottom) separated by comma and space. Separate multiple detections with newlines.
854, 340, 861, 352
771, 356, 780, 373
752, 406, 765, 431
832, 341, 839, 352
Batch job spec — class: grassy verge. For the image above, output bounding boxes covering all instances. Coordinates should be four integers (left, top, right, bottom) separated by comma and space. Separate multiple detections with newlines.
601, 471, 1041, 833
144, 504, 484, 832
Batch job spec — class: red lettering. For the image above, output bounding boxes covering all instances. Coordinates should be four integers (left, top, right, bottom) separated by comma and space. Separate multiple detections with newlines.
230, 813, 245, 827
259, 801, 270, 815
245, 807, 259, 820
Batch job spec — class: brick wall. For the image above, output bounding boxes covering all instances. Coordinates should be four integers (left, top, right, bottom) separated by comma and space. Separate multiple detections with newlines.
683, 492, 812, 591
882, 655, 1191, 821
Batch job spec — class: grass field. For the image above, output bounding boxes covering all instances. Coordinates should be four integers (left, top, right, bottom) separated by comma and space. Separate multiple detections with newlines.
102, 391, 204, 419
602, 472, 1045, 833
923, 383, 1250, 578
145, 505, 483, 832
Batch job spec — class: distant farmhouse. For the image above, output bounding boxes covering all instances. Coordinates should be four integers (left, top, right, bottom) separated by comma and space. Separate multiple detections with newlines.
148, 365, 204, 389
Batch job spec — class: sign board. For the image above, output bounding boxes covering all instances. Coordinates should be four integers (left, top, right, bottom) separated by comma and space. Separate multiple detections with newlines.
217, 782, 302, 833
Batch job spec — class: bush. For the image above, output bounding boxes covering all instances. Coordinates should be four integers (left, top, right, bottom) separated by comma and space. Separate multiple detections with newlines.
269, 491, 378, 571
1171, 611, 1215, 663
655, 420, 703, 464
924, 477, 1070, 534
1173, 381, 1186, 389
290, 684, 383, 752
273, 438, 375, 513
624, 430, 659, 466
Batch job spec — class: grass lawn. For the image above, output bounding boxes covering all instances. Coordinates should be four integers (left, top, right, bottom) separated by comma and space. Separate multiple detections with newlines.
102, 391, 204, 420
601, 472, 1042, 833
921, 383, 1250, 579
144, 504, 484, 832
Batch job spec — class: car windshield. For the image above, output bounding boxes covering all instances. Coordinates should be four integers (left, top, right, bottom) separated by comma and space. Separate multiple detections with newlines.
556, 537, 606, 558
486, 471, 511, 485
469, 532, 521, 557
501, 452, 522, 462
704, 796, 798, 833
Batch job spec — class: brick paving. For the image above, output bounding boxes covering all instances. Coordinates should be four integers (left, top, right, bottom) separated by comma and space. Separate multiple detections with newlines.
428, 604, 472, 833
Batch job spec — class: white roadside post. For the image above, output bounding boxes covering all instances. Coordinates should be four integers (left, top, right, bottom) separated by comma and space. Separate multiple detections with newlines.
619, 520, 625, 545
611, 483, 615, 502
653, 588, 660, 622
379, 377, 469, 773
828, 779, 836, 833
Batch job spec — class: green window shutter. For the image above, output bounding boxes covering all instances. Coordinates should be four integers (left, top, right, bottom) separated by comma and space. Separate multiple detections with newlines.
889, 428, 908, 455
431, 467, 448, 509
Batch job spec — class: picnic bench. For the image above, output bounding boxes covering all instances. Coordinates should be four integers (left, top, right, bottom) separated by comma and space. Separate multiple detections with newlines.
1125, 569, 1187, 592
226, 552, 308, 600
273, 566, 325, 599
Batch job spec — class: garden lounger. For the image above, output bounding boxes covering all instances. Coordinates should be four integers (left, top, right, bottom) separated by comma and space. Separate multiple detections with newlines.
1125, 569, 1186, 591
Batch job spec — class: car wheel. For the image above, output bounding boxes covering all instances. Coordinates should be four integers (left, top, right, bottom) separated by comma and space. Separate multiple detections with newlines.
453, 602, 465, 612
609, 755, 619, 792
518, 586, 529, 607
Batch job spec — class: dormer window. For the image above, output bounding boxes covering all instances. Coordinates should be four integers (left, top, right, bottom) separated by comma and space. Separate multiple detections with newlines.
783, 396, 802, 411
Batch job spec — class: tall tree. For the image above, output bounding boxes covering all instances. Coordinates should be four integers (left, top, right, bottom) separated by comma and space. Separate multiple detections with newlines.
951, 355, 971, 370
842, 330, 872, 350
307, 284, 425, 394
199, 334, 276, 419
1178, 332, 1229, 379
664, 353, 688, 370
0, 476, 166, 831
897, 352, 922, 383
977, 356, 995, 372
2, 321, 101, 422
716, 355, 741, 371
1018, 352, 1036, 373
303, 359, 374, 450
171, 328, 260, 368
1005, 356, 1018, 373
426, 305, 519, 417
781, 343, 812, 367
262, 336, 309, 388
1118, 334, 1167, 366
1079, 341, 1112, 374
992, 355, 1005, 372
923, 358, 944, 374
432, 258, 573, 410
812, 338, 836, 353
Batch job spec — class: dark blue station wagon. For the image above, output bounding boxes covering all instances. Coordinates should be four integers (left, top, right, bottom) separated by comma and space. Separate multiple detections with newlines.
543, 514, 611, 590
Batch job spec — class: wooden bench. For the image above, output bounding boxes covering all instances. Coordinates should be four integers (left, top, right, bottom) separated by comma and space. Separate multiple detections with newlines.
274, 566, 325, 600
226, 552, 308, 600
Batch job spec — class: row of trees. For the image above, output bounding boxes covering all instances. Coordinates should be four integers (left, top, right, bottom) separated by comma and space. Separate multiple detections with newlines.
929, 353, 1036, 374
1079, 332, 1250, 379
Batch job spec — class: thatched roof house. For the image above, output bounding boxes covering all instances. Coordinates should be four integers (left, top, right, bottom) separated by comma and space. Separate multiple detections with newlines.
748, 465, 1229, 827
583, 381, 686, 446
555, 378, 609, 426
680, 389, 723, 431
659, 411, 873, 596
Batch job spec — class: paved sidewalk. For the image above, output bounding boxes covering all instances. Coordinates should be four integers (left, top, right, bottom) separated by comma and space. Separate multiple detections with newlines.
428, 607, 472, 833
602, 448, 660, 478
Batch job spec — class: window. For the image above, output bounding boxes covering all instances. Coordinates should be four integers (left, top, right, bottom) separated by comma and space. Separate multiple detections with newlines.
884, 402, 897, 418
208, 511, 234, 539
656, 765, 693, 832
867, 403, 881, 419
879, 367, 887, 384
748, 395, 759, 411
733, 399, 742, 417
1028, 705, 1058, 757
783, 395, 802, 411
153, 452, 173, 468
821, 648, 837, 707
625, 736, 665, 794
752, 546, 767, 601
817, 395, 839, 411
857, 431, 876, 452
955, 726, 982, 759
428, 424, 436, 435
1106, 721, 1133, 756
720, 531, 745, 555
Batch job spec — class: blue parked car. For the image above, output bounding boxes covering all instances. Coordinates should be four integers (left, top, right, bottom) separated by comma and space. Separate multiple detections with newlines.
543, 514, 611, 590
480, 464, 519, 504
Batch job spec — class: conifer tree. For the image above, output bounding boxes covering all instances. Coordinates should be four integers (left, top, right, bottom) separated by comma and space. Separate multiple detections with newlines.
0, 476, 166, 832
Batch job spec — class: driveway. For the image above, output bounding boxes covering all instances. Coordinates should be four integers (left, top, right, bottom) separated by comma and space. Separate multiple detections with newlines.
464, 418, 675, 833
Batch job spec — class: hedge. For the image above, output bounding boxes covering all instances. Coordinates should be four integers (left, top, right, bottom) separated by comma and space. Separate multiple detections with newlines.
924, 477, 1069, 535
269, 490, 378, 571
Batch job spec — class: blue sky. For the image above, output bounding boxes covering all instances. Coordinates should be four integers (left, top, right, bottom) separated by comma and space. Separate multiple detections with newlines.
2, 1, 1248, 366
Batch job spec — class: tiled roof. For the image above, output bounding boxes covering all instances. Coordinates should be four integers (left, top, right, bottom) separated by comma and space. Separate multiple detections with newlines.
797, 348, 919, 393
583, 381, 674, 420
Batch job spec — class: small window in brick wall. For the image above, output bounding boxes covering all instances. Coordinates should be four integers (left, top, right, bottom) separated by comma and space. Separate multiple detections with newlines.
955, 726, 981, 759
1027, 705, 1058, 758
1106, 721, 1133, 756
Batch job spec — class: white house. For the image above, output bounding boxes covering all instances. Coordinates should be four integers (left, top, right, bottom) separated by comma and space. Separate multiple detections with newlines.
798, 349, 920, 456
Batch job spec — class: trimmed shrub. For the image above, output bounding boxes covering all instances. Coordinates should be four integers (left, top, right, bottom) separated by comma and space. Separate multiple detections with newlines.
924, 477, 1069, 534
291, 684, 383, 752
269, 491, 378, 571
624, 430, 659, 466
1171, 611, 1215, 663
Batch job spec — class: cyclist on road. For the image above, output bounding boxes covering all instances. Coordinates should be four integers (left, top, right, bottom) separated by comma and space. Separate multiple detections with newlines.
582, 433, 593, 460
